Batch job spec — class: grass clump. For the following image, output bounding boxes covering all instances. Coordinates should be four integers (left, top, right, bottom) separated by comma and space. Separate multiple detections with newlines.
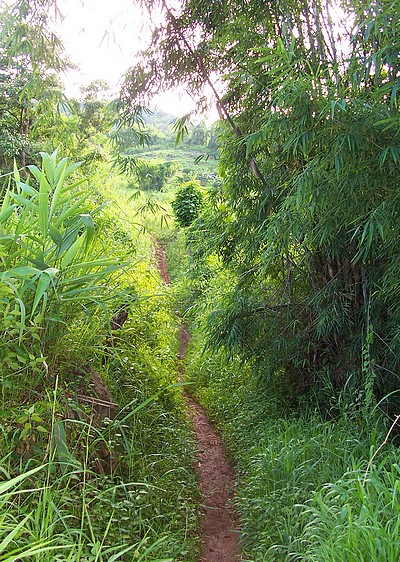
292, 459, 400, 561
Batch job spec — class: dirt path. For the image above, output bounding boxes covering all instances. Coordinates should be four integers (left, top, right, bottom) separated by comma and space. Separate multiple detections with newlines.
154, 240, 171, 285
154, 241, 240, 561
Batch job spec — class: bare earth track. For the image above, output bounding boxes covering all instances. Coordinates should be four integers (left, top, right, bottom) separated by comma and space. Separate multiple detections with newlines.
154, 241, 240, 561
185, 363, 240, 561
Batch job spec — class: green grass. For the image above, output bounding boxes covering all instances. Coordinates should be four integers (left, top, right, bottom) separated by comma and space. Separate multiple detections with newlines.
0, 157, 201, 560
292, 460, 400, 561
159, 202, 400, 562
185, 331, 400, 562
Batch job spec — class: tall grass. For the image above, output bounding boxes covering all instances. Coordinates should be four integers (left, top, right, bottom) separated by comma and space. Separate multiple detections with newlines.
0, 156, 201, 560
290, 458, 400, 561
0, 452, 179, 561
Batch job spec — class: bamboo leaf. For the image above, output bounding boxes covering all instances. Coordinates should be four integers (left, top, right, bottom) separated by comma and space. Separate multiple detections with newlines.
53, 156, 68, 184
58, 227, 82, 255
12, 160, 21, 194
49, 160, 69, 221
1, 183, 11, 213
38, 165, 49, 238
3, 266, 41, 277
390, 81, 400, 107
55, 193, 91, 227
60, 235, 84, 269
31, 269, 57, 316
0, 205, 16, 225
10, 193, 34, 207
81, 214, 95, 248
16, 181, 38, 197
64, 161, 82, 177
39, 151, 53, 184
27, 164, 43, 184
49, 224, 63, 248
28, 258, 51, 271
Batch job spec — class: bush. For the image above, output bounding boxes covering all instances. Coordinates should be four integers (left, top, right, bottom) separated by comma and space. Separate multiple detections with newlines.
137, 159, 180, 191
0, 150, 125, 385
172, 180, 203, 227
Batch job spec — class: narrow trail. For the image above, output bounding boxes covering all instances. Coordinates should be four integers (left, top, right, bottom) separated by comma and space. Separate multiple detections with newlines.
154, 241, 240, 562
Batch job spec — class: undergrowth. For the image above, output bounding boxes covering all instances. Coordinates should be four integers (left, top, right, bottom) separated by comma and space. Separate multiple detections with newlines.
0, 157, 200, 560
185, 337, 400, 561
157, 186, 400, 561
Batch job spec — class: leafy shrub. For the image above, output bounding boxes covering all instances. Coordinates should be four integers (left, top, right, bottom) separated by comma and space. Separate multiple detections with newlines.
172, 180, 203, 227
137, 159, 180, 191
0, 149, 125, 384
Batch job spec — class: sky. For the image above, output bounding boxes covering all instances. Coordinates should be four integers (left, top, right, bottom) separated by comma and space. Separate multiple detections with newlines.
55, 0, 198, 116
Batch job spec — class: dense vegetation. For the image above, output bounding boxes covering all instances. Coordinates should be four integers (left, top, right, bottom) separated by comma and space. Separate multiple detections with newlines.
0, 150, 201, 560
0, 1, 206, 559
120, 0, 400, 559
1, 0, 400, 560
123, 0, 400, 409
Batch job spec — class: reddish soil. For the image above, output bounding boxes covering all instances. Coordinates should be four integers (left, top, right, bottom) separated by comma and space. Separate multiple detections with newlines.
153, 239, 171, 285
186, 388, 240, 562
154, 241, 240, 561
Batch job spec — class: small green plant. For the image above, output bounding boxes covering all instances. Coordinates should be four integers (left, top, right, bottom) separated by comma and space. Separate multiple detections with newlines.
172, 180, 203, 227
0, 149, 127, 382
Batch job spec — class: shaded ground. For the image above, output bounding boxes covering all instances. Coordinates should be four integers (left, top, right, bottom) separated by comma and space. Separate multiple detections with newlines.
154, 241, 240, 561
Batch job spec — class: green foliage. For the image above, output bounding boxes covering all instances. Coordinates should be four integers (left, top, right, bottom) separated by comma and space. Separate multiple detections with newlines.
188, 122, 208, 146
120, 0, 400, 405
293, 461, 400, 561
0, 149, 126, 386
0, 5, 202, 557
0, 0, 69, 170
0, 159, 200, 561
0, 385, 198, 561
110, 103, 154, 177
110, 106, 218, 181
172, 180, 203, 227
129, 145, 218, 190
187, 335, 399, 561
66, 80, 113, 163
119, 1, 400, 557
136, 159, 181, 191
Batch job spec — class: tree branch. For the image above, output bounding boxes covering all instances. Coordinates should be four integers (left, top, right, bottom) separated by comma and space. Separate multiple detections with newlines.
159, 0, 270, 191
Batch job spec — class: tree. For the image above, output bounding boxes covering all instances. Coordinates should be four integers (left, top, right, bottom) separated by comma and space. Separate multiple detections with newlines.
189, 122, 208, 146
0, 0, 68, 170
65, 80, 115, 162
